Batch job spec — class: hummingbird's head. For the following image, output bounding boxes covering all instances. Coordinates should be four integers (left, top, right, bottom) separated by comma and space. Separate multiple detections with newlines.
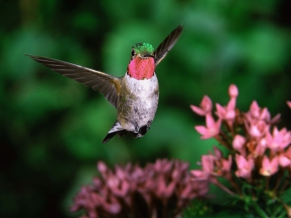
127, 43, 155, 80
131, 43, 154, 60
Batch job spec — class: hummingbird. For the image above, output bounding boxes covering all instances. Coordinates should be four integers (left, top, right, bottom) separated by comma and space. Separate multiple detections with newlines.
26, 25, 183, 143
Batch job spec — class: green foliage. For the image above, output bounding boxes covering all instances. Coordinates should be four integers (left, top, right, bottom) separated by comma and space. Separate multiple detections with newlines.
183, 200, 213, 217
1, 0, 291, 217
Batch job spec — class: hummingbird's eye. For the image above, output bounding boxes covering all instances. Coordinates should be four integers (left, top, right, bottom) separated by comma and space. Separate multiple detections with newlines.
131, 50, 135, 57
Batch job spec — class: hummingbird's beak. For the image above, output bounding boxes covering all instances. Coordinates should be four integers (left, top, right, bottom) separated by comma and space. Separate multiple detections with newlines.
141, 54, 154, 58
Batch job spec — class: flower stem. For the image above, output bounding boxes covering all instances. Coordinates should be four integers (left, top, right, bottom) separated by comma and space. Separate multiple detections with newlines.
278, 197, 291, 217
214, 179, 235, 196
252, 201, 269, 218
229, 177, 242, 195
272, 169, 283, 193
215, 131, 231, 150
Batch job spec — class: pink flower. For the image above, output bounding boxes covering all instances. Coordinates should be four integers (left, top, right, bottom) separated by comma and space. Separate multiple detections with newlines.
233, 135, 246, 151
191, 170, 209, 180
248, 101, 261, 119
266, 127, 291, 152
235, 154, 254, 180
252, 138, 267, 157
270, 113, 281, 125
248, 120, 269, 138
228, 84, 239, 98
222, 155, 232, 172
278, 153, 291, 167
194, 151, 232, 181
213, 146, 223, 159
156, 176, 176, 199
280, 147, 291, 168
287, 101, 291, 109
246, 101, 271, 122
190, 95, 212, 116
211, 147, 232, 177
201, 155, 215, 174
260, 156, 279, 176
215, 85, 237, 126
191, 157, 213, 195
72, 159, 206, 218
215, 102, 236, 121
220, 155, 232, 179
195, 114, 222, 139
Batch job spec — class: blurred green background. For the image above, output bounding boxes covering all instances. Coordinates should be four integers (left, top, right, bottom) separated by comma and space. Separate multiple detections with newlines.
1, 0, 291, 217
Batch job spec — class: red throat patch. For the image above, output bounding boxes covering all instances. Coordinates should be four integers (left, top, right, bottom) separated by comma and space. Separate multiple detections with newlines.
127, 57, 155, 80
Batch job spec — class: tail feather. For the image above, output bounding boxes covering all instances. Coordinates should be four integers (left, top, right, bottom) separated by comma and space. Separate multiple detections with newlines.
102, 121, 124, 143
102, 120, 152, 143
102, 131, 118, 143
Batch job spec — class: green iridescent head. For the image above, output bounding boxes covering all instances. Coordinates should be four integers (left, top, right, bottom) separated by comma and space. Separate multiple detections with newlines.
131, 43, 154, 58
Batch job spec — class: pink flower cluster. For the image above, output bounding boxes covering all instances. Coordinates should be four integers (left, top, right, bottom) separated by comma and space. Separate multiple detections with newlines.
191, 84, 291, 197
71, 159, 208, 218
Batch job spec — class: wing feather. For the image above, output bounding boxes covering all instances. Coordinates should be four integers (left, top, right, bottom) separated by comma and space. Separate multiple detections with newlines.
154, 25, 183, 66
25, 54, 121, 108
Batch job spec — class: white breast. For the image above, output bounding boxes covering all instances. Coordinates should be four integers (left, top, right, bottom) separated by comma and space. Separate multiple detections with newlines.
118, 73, 159, 132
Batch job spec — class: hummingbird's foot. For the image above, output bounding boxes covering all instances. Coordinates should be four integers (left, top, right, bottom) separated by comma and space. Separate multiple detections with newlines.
146, 120, 152, 130
139, 126, 147, 135
129, 120, 153, 137
132, 132, 141, 138
138, 120, 153, 136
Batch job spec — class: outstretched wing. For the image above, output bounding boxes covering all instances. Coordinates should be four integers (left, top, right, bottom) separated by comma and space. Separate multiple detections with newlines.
26, 54, 121, 108
154, 25, 183, 66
